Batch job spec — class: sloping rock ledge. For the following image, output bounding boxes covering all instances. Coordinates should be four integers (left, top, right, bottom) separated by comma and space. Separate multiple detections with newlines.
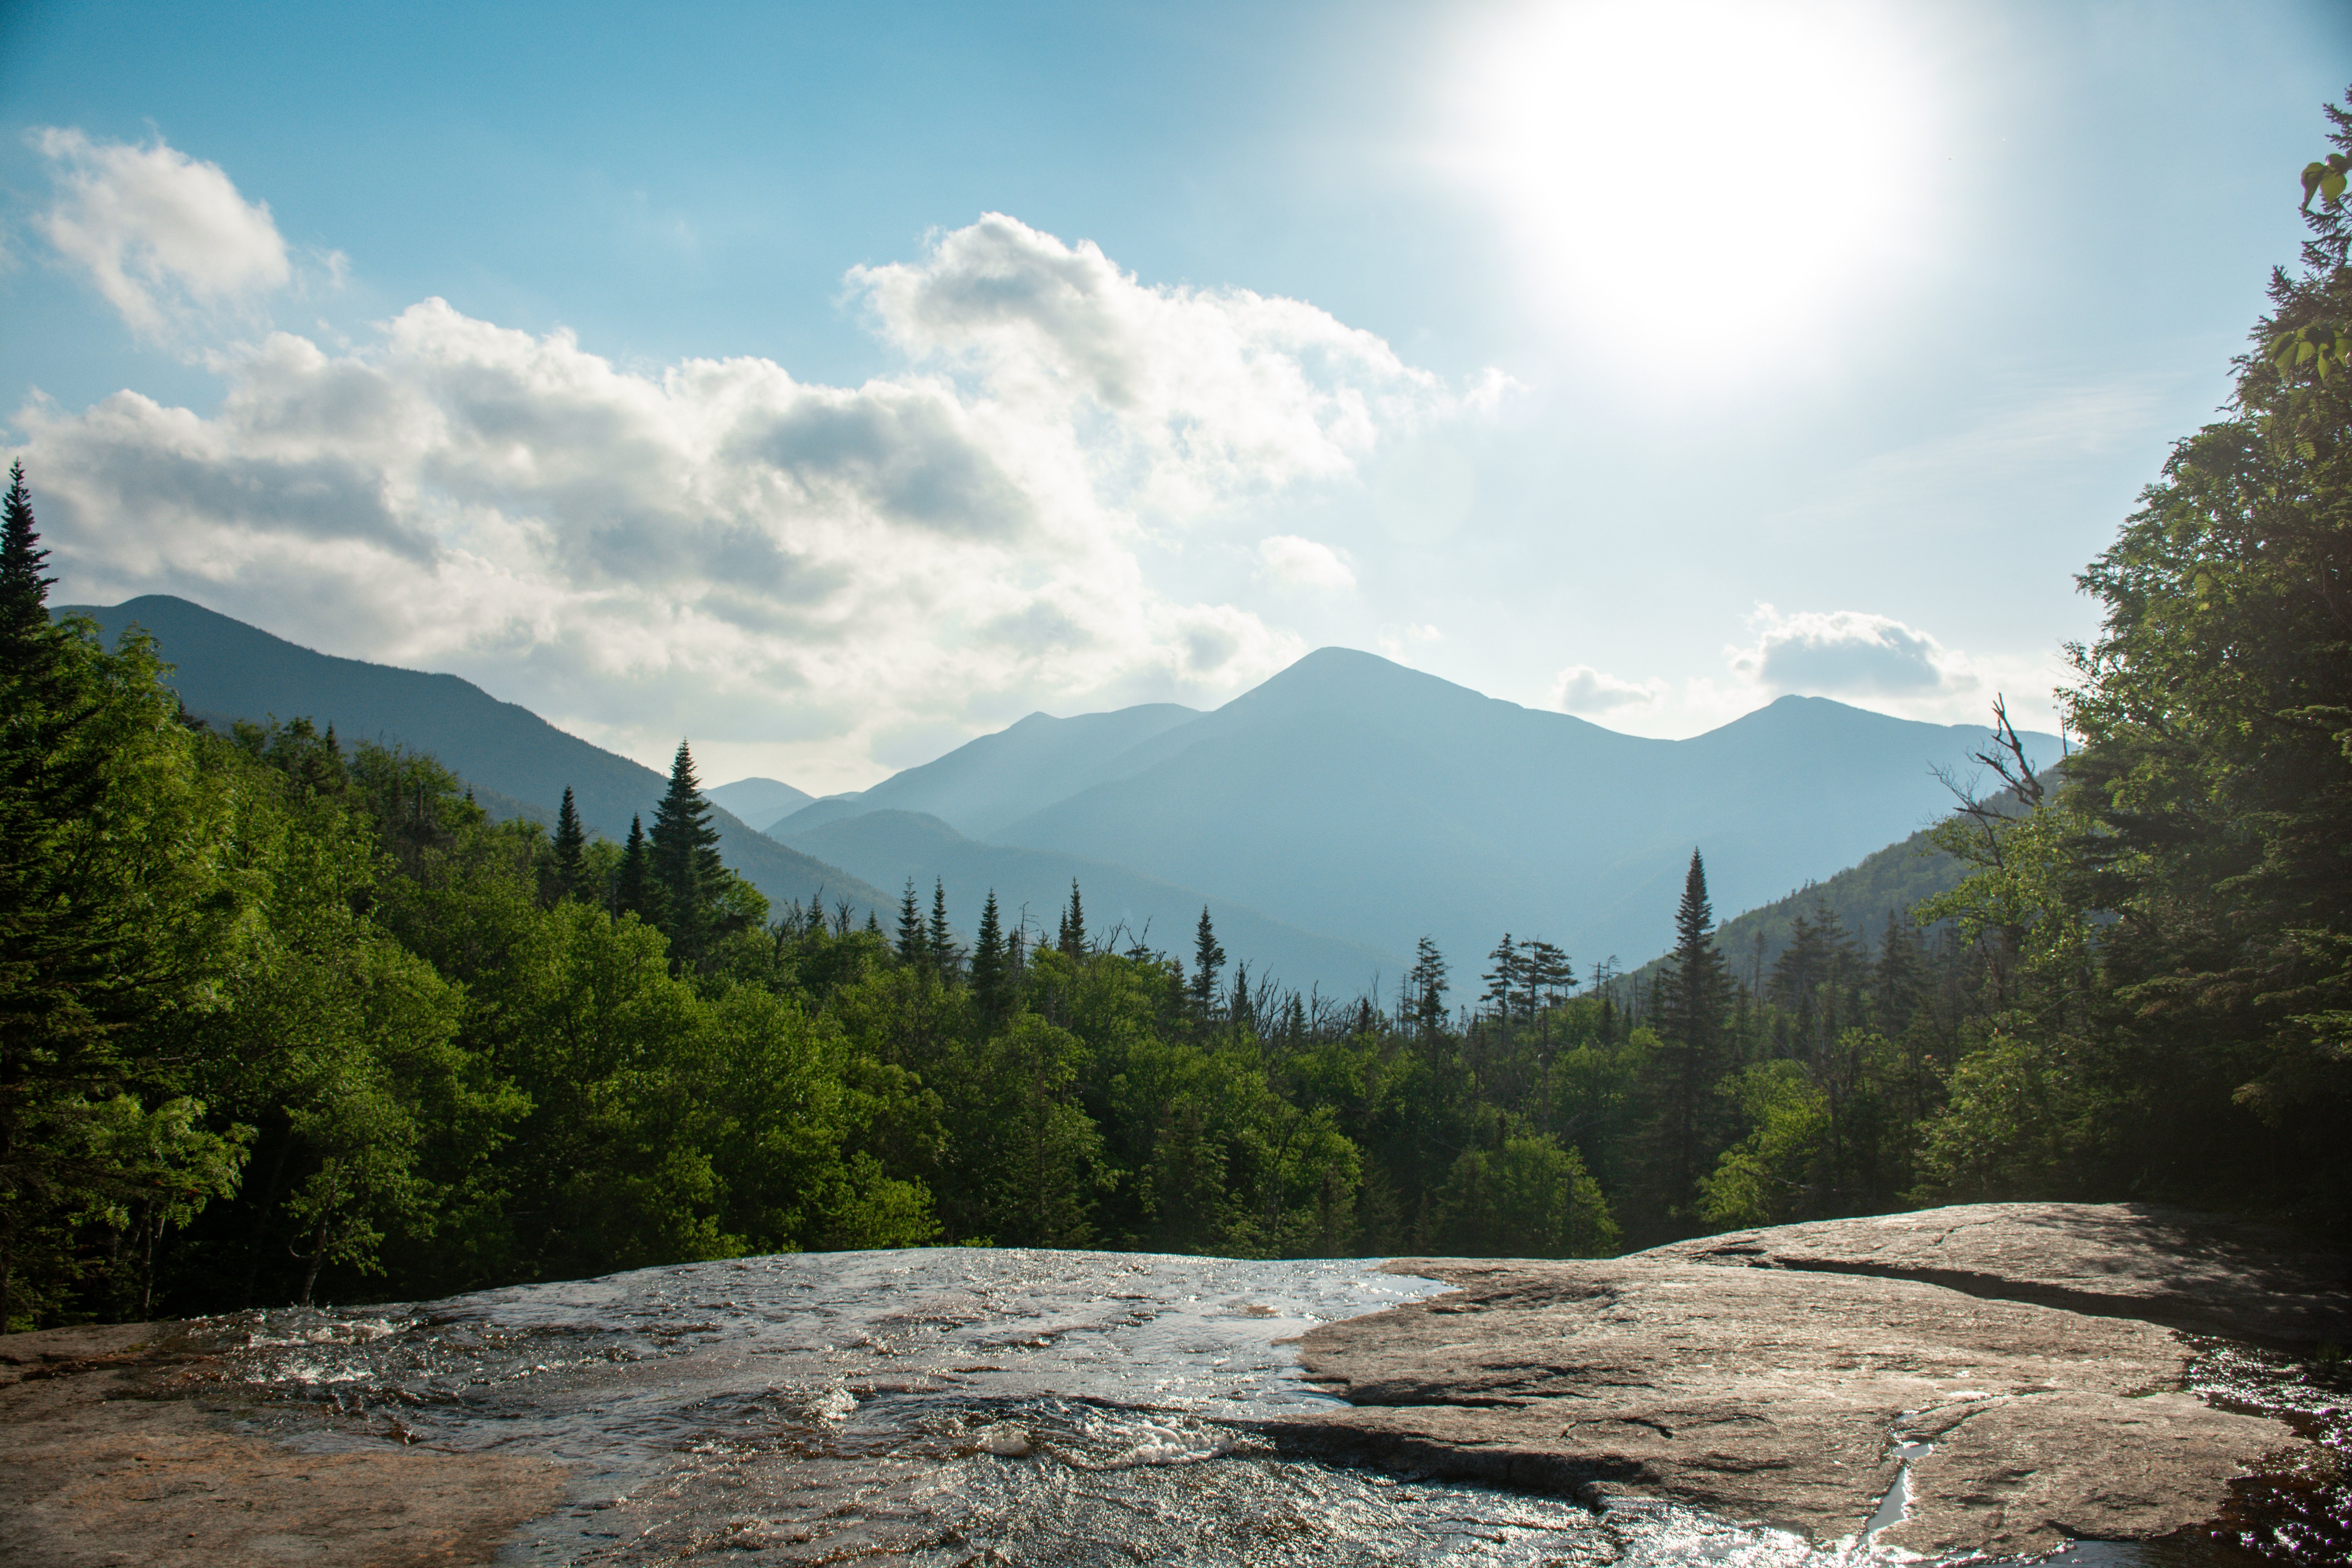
1289, 1202, 2351, 1560
1, 1202, 2343, 1565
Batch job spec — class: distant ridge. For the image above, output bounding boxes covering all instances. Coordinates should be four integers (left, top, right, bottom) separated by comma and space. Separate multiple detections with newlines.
56, 596, 891, 919
770, 703, 1200, 838
708, 776, 815, 826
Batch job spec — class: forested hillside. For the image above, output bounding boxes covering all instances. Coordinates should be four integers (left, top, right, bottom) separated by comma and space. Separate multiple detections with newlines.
54, 595, 890, 920
7, 106, 2350, 1332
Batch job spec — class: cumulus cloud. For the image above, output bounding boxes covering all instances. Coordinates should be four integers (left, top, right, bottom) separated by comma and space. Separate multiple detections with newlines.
1549, 663, 1667, 715
18, 212, 1494, 791
31, 129, 296, 340
1256, 534, 1355, 590
1727, 604, 1968, 698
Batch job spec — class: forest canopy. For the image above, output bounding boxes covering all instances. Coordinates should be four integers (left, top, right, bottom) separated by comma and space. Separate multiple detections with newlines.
4, 98, 2350, 1330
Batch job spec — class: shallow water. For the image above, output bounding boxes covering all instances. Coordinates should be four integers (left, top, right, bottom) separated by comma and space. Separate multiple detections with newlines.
174, 1249, 2339, 1566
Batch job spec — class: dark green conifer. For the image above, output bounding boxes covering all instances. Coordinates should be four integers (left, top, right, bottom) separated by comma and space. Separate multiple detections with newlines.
0, 461, 53, 650
0, 462, 58, 681
1408, 936, 1449, 1038
1659, 849, 1734, 1211
616, 814, 659, 922
928, 879, 956, 972
896, 879, 927, 965
648, 741, 721, 953
552, 786, 586, 900
972, 890, 1010, 1022
1481, 933, 1521, 1022
1060, 879, 1085, 959
1191, 906, 1225, 1016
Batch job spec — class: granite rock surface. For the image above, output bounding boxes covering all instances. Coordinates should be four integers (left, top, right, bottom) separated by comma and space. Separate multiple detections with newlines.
1291, 1204, 2350, 1559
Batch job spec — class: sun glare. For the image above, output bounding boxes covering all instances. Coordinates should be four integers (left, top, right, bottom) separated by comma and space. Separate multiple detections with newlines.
1452, 0, 1936, 367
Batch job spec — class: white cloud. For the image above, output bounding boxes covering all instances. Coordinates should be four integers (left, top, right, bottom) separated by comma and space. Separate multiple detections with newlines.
1728, 604, 1965, 698
31, 129, 294, 340
1549, 663, 1666, 715
18, 213, 1495, 793
1256, 534, 1355, 590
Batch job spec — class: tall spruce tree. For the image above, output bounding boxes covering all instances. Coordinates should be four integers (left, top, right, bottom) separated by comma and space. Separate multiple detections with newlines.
615, 815, 658, 923
927, 879, 956, 973
971, 890, 1010, 1022
1481, 934, 1522, 1024
896, 880, 927, 965
1409, 936, 1450, 1039
648, 741, 721, 957
551, 787, 586, 900
1659, 849, 1734, 1213
1060, 879, 1086, 959
1191, 907, 1225, 1017
0, 461, 53, 658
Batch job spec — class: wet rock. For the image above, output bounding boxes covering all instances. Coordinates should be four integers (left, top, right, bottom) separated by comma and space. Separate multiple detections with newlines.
3, 1207, 2339, 1564
1641, 1201, 2352, 1346
0, 1319, 564, 1568
1292, 1202, 2349, 1559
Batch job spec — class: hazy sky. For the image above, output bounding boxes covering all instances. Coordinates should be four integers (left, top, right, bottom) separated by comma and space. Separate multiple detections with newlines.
2, 1, 2343, 791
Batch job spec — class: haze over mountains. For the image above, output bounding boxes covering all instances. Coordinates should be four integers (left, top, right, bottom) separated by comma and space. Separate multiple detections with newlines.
62, 595, 2054, 997
772, 648, 2058, 986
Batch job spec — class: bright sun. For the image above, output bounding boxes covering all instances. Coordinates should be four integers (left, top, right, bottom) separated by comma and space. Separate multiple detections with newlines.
1452, 0, 1936, 366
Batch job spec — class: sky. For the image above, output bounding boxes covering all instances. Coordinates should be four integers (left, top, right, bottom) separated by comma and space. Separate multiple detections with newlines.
2, 0, 2345, 793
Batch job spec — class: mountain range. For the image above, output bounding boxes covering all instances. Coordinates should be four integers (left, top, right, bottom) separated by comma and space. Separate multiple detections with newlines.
60, 594, 2056, 997
769, 648, 2058, 987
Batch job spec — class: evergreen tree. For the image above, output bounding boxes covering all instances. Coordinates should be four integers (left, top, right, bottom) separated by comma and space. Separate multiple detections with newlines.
896, 880, 927, 965
1060, 879, 1086, 959
0, 461, 54, 657
1408, 936, 1450, 1039
1230, 962, 1253, 1034
648, 742, 722, 949
1191, 907, 1226, 1016
1481, 934, 1522, 1023
551, 786, 586, 900
927, 879, 956, 973
971, 890, 1010, 1022
1659, 849, 1734, 1212
615, 815, 658, 923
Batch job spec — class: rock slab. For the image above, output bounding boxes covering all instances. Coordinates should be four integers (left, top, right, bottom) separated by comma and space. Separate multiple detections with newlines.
1292, 1203, 2349, 1559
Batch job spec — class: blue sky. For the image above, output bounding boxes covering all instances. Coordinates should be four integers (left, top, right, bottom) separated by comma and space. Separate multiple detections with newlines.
2, 0, 2344, 790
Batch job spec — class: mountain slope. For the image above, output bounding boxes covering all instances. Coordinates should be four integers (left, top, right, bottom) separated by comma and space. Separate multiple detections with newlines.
779, 809, 1403, 995
771, 703, 1201, 838
985, 648, 2056, 975
58, 596, 890, 919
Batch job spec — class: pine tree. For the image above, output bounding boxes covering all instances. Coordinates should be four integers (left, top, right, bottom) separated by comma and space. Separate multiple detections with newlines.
1659, 849, 1734, 1212
928, 879, 956, 973
1191, 907, 1226, 1016
0, 462, 59, 683
896, 880, 927, 965
1481, 934, 1521, 1024
552, 786, 586, 899
1408, 936, 1450, 1039
616, 815, 659, 923
648, 741, 721, 957
0, 461, 54, 655
972, 890, 1010, 1022
1230, 962, 1253, 1034
1060, 879, 1086, 959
